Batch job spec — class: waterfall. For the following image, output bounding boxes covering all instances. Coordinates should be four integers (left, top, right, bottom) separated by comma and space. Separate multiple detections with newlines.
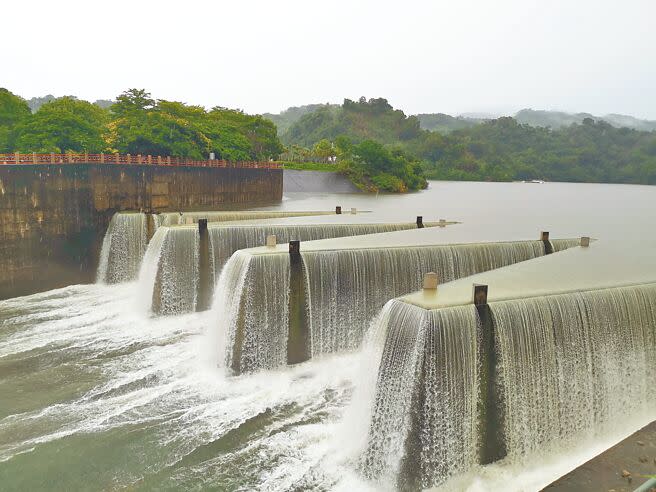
137, 226, 199, 315
96, 212, 147, 283
136, 226, 168, 314
360, 300, 480, 489
303, 240, 551, 357
358, 282, 656, 489
215, 252, 290, 373
492, 283, 656, 461
208, 223, 424, 285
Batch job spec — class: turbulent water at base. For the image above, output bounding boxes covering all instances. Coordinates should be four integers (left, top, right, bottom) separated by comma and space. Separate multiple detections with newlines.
303, 240, 563, 357
208, 223, 426, 284
0, 285, 363, 491
360, 300, 480, 489
359, 283, 656, 489
96, 213, 148, 284
214, 252, 291, 373
138, 226, 199, 315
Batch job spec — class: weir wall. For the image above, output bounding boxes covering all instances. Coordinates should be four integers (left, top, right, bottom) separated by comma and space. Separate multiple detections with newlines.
0, 164, 282, 299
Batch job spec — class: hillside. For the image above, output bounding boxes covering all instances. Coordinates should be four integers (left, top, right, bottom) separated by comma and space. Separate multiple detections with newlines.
415, 113, 483, 133
262, 104, 339, 135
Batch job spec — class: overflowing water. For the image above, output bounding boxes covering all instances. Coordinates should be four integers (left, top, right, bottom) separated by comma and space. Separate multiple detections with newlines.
96, 212, 148, 284
4, 181, 656, 491
360, 283, 656, 489
218, 239, 578, 372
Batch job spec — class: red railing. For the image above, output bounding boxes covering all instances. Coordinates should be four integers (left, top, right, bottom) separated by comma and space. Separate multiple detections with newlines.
0, 152, 282, 169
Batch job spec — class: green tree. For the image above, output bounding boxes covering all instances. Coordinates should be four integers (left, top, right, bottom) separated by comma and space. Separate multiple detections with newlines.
14, 97, 108, 153
0, 88, 31, 152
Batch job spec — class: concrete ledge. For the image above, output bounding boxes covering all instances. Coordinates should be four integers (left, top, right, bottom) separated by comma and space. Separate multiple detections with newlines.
544, 421, 656, 491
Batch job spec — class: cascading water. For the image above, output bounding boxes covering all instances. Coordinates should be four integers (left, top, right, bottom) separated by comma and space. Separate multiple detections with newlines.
208, 223, 426, 285
358, 282, 656, 489
214, 252, 290, 373
96, 212, 147, 283
303, 240, 560, 357
359, 300, 479, 489
492, 283, 656, 461
145, 222, 429, 317
137, 226, 199, 315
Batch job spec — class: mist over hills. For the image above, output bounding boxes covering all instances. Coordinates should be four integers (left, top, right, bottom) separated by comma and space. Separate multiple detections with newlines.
263, 103, 656, 136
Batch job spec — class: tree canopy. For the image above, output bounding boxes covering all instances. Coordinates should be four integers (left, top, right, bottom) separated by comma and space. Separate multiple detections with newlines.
0, 88, 283, 161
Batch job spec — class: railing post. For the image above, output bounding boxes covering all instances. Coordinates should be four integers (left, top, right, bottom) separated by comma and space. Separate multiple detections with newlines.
147, 155, 152, 165
127, 153, 131, 164
15, 152, 19, 164
68, 152, 73, 164
84, 152, 88, 163
50, 152, 55, 164
157, 155, 162, 165
167, 156, 171, 165
32, 152, 37, 164
100, 152, 104, 163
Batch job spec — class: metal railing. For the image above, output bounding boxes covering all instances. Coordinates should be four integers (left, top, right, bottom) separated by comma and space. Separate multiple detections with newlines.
0, 153, 282, 169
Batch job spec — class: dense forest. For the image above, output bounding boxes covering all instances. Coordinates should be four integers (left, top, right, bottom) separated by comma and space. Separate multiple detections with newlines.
275, 97, 656, 185
3, 88, 656, 191
0, 88, 282, 161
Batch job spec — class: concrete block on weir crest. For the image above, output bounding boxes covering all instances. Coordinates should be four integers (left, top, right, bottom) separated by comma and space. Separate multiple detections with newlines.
266, 235, 277, 247
416, 216, 424, 228
423, 272, 438, 290
350, 208, 357, 214
580, 236, 591, 247
289, 240, 300, 255
540, 231, 550, 241
335, 206, 342, 215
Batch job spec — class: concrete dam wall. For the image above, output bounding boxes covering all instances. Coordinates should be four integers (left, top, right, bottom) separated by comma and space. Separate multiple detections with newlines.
0, 163, 283, 300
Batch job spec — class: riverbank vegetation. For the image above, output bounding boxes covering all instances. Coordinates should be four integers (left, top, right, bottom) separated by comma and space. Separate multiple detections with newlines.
276, 97, 656, 185
0, 88, 282, 161
3, 88, 656, 189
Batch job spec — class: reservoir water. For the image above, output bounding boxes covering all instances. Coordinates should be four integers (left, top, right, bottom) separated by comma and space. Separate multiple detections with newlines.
1, 181, 655, 491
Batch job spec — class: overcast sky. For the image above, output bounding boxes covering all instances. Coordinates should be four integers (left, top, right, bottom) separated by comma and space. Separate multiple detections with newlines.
3, 0, 655, 118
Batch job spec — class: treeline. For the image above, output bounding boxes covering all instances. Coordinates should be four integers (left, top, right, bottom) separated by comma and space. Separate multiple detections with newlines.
279, 97, 656, 185
0, 88, 282, 161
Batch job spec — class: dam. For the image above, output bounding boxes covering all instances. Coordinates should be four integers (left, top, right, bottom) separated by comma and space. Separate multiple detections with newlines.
359, 241, 656, 490
214, 227, 580, 373
0, 156, 282, 299
1, 180, 655, 491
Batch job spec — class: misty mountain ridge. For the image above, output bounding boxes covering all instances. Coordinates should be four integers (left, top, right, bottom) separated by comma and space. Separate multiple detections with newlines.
263, 103, 656, 135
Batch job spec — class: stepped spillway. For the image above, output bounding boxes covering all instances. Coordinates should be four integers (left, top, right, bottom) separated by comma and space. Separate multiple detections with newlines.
359, 241, 656, 489
215, 226, 580, 373
96, 212, 148, 284
96, 209, 352, 285
141, 220, 446, 316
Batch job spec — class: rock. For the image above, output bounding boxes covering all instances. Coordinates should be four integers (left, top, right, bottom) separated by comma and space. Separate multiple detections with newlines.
639, 456, 648, 463
621, 470, 631, 478
637, 440, 645, 446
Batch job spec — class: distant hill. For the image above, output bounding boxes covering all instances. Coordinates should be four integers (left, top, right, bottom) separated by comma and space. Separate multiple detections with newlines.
262, 104, 339, 135
280, 97, 423, 147
515, 109, 656, 132
26, 95, 115, 113
415, 113, 484, 133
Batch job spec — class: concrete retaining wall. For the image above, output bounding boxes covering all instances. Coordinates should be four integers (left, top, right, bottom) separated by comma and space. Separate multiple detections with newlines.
0, 164, 282, 299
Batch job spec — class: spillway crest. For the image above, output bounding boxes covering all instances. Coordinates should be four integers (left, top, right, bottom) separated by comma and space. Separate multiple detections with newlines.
218, 239, 579, 373
96, 212, 148, 284
360, 283, 656, 489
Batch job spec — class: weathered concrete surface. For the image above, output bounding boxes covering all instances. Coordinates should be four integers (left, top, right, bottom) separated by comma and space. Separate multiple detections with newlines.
544, 421, 656, 491
0, 164, 282, 299
283, 169, 360, 193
